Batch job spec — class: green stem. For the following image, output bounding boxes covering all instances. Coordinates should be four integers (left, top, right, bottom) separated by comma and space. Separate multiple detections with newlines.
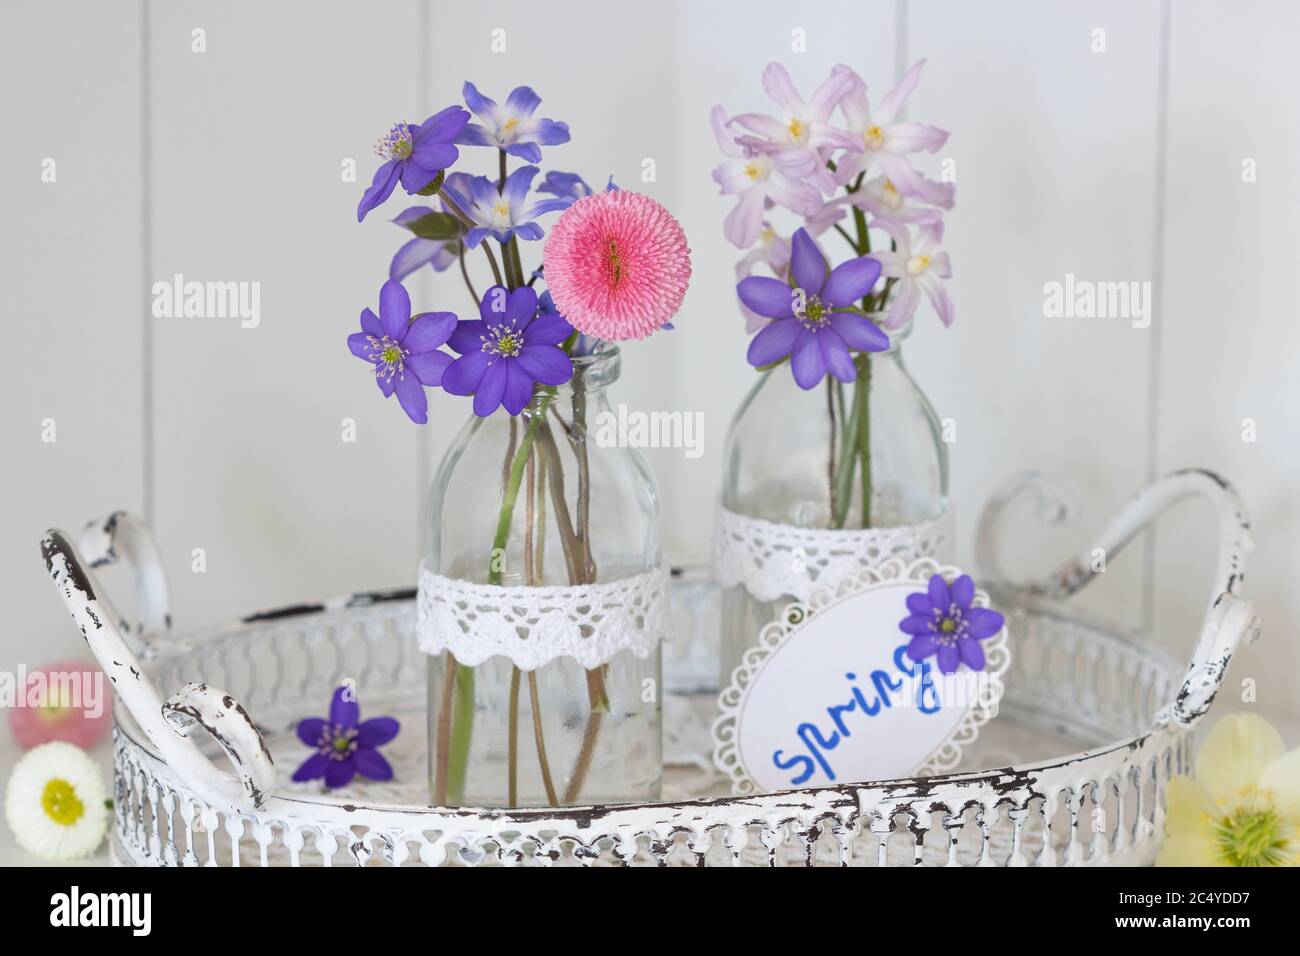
856, 354, 872, 529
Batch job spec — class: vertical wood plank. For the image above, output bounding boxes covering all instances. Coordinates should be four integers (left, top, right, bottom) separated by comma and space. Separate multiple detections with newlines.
1154, 0, 1300, 717
667, 0, 900, 563
149, 1, 422, 625
904, 0, 1163, 622
0, 2, 143, 670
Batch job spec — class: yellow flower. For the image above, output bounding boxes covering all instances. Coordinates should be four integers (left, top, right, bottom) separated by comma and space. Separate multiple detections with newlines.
1157, 713, 1300, 866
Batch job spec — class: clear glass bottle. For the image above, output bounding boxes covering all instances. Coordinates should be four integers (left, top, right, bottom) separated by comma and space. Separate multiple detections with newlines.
425, 346, 663, 808
719, 320, 949, 682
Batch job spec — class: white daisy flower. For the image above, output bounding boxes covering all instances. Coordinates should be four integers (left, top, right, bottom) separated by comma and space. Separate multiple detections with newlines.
4, 741, 108, 860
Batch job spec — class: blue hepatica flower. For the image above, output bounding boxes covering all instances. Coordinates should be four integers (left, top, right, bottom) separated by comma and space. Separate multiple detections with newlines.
293, 686, 399, 789
358, 105, 470, 222
442, 165, 571, 248
443, 285, 574, 416
455, 82, 571, 163
900, 574, 1005, 675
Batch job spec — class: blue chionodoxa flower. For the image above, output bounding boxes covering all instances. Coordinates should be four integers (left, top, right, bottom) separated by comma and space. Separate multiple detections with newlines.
293, 686, 400, 789
455, 82, 571, 162
442, 285, 574, 416
347, 279, 456, 424
900, 574, 1005, 674
738, 227, 889, 389
440, 165, 572, 248
357, 105, 470, 222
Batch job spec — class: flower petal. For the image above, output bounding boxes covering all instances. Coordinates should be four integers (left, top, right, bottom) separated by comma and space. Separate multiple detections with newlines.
1196, 714, 1285, 807
501, 361, 535, 416
405, 350, 452, 387
502, 164, 540, 212
379, 280, 412, 339
357, 717, 400, 748
324, 760, 355, 789
957, 638, 985, 671
822, 255, 882, 306
789, 229, 827, 297
907, 634, 937, 661
348, 332, 373, 361
828, 312, 890, 352
523, 312, 573, 346
927, 574, 951, 611
790, 329, 826, 389
449, 320, 486, 355
899, 614, 932, 635
964, 607, 1005, 640
906, 592, 933, 616
507, 286, 539, 327
936, 644, 960, 675
352, 749, 394, 782
415, 104, 470, 143
1258, 745, 1300, 818
818, 327, 857, 383
360, 307, 382, 337
390, 237, 448, 281
296, 717, 326, 748
329, 687, 359, 728
403, 312, 457, 353
473, 360, 508, 416
442, 350, 490, 395
394, 370, 428, 424
292, 753, 329, 783
950, 575, 975, 611
737, 276, 797, 320
357, 160, 399, 222
1155, 831, 1223, 868
479, 285, 511, 326
746, 316, 801, 367
515, 344, 574, 387
1164, 774, 1219, 836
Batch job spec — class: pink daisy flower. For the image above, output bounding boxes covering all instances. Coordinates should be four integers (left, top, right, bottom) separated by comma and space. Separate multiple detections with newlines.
7, 660, 112, 751
543, 190, 691, 341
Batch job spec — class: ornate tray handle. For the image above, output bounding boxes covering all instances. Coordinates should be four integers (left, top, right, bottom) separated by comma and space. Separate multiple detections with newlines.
75, 510, 172, 650
40, 525, 275, 814
977, 468, 1261, 730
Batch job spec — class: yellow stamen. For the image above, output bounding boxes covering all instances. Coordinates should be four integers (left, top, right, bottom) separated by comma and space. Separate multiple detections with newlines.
907, 254, 931, 276
864, 125, 885, 149
41, 778, 85, 827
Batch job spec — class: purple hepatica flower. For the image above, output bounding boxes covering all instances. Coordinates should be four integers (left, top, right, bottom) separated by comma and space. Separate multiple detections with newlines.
739, 228, 888, 389
441, 165, 569, 248
347, 279, 456, 424
455, 82, 571, 163
443, 285, 574, 416
357, 105, 470, 222
293, 686, 399, 789
900, 574, 1005, 675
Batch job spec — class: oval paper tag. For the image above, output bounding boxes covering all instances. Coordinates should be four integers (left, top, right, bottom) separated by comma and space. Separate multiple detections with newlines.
712, 558, 1010, 795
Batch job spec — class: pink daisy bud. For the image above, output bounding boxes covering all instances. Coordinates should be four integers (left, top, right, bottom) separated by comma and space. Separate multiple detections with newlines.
7, 660, 111, 751
543, 190, 691, 341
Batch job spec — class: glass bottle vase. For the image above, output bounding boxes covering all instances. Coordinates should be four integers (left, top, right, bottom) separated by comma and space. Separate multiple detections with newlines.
717, 322, 950, 685
423, 347, 664, 808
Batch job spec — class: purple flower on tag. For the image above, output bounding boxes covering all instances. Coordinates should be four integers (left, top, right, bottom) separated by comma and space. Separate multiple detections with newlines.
292, 686, 399, 789
900, 574, 1004, 674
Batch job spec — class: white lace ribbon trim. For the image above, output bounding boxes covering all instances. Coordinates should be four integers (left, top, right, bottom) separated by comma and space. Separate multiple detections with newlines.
417, 565, 669, 671
712, 507, 953, 603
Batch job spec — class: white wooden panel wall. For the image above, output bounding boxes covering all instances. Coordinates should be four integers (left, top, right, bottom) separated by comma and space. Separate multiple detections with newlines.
1, 0, 1295, 718
1, 2, 143, 674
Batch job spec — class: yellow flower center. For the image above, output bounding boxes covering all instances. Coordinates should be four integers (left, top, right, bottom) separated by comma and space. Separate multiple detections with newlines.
787, 118, 806, 142
606, 238, 624, 288
380, 345, 402, 365
864, 125, 885, 149
882, 179, 902, 208
41, 778, 85, 827
743, 162, 763, 181
503, 117, 519, 134
907, 254, 931, 276
332, 736, 351, 754
1213, 801, 1291, 866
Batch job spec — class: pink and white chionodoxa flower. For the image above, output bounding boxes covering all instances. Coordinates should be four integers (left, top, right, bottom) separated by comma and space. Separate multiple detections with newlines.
712, 58, 956, 374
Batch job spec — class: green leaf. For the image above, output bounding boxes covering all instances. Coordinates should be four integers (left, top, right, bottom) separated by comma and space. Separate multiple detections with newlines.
403, 211, 462, 241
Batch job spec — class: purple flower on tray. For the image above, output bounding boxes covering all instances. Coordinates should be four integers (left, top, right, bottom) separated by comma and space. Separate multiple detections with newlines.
738, 227, 888, 389
357, 105, 471, 222
443, 285, 574, 416
348, 279, 457, 424
293, 685, 399, 789
900, 574, 1005, 674
455, 82, 571, 163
